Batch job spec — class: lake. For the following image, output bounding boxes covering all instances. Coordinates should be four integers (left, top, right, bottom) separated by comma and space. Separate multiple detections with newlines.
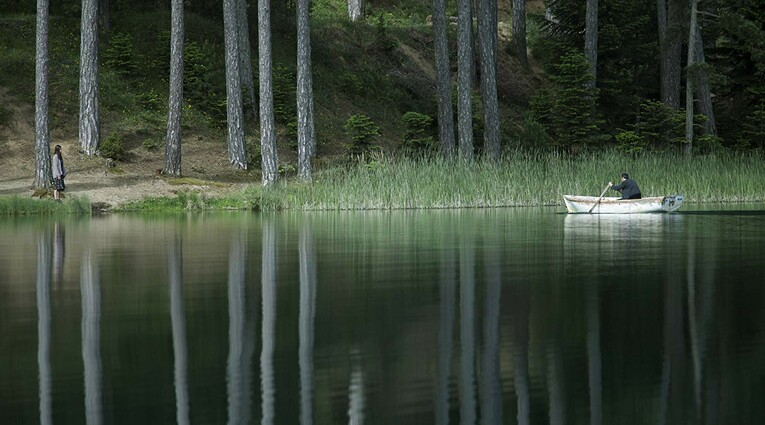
1, 206, 764, 424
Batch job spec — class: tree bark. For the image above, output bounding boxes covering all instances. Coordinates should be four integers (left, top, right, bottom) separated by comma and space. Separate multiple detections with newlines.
584, 0, 598, 88
694, 24, 717, 137
259, 0, 279, 186
348, 0, 364, 22
477, 0, 500, 159
457, 0, 474, 159
164, 0, 183, 176
432, 0, 456, 157
684, 0, 698, 157
35, 0, 52, 189
223, 0, 247, 169
237, 0, 256, 116
660, 0, 683, 109
297, 0, 316, 182
79, 0, 100, 156
511, 0, 528, 67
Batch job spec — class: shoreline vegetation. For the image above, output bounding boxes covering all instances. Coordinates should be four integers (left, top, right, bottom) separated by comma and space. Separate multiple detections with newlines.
2, 150, 764, 215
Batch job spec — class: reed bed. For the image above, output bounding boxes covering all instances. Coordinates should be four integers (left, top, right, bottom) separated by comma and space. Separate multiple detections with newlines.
94, 150, 765, 213
0, 195, 91, 215
242, 150, 765, 211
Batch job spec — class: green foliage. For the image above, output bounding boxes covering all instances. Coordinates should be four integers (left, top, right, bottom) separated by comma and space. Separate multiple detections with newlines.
135, 88, 164, 111
514, 115, 553, 148
633, 100, 685, 147
103, 32, 137, 77
373, 13, 398, 53
184, 41, 225, 124
0, 195, 90, 215
532, 52, 607, 149
400, 111, 434, 152
142, 137, 161, 151
338, 72, 363, 95
738, 100, 765, 149
272, 64, 297, 125
615, 130, 646, 154
99, 133, 126, 161
344, 114, 380, 155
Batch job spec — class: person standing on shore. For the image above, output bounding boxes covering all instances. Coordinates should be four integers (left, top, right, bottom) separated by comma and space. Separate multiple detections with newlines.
51, 144, 66, 201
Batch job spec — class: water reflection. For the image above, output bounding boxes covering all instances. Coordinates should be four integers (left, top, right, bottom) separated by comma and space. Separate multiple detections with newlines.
36, 231, 52, 425
299, 219, 317, 425
5, 209, 761, 424
435, 229, 456, 425
168, 234, 189, 425
481, 229, 501, 425
348, 353, 365, 425
227, 232, 253, 425
53, 221, 65, 287
81, 248, 102, 425
459, 223, 476, 425
261, 216, 277, 425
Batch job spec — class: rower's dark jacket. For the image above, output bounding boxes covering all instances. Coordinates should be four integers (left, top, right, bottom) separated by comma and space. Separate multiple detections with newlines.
611, 179, 642, 199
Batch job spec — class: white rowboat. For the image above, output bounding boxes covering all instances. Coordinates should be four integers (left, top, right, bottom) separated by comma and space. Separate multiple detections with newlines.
563, 195, 684, 214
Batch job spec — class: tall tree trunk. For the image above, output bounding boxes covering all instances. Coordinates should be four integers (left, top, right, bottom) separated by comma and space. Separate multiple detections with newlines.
348, 0, 364, 22
237, 0, 256, 116
223, 0, 247, 169
259, 0, 279, 186
457, 0, 474, 159
432, 0, 456, 157
659, 0, 683, 109
694, 24, 717, 137
511, 0, 527, 67
35, 0, 52, 189
584, 0, 598, 88
79, 0, 100, 156
477, 0, 500, 159
685, 0, 698, 157
297, 0, 316, 182
164, 0, 184, 176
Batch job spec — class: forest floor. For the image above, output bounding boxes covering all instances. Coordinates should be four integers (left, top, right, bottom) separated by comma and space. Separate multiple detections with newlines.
0, 89, 257, 209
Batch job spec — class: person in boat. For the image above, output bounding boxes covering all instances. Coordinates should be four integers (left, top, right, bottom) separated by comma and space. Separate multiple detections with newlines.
609, 173, 642, 199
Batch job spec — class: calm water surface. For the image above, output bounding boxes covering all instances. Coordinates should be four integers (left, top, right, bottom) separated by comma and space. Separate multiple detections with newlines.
1, 206, 764, 424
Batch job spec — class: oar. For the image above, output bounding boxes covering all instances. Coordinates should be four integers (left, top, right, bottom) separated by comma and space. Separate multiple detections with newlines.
588, 183, 612, 213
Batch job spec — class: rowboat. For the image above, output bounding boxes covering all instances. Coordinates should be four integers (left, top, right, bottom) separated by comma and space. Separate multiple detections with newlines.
563, 195, 684, 214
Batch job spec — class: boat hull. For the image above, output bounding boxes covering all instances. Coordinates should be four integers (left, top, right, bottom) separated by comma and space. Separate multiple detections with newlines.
563, 195, 684, 214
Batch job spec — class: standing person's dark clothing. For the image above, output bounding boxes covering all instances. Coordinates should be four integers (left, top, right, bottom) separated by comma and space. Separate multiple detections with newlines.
611, 175, 641, 199
52, 145, 66, 200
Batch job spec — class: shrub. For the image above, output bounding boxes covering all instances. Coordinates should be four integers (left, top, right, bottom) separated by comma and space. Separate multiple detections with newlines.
401, 112, 434, 152
344, 114, 380, 155
99, 133, 126, 161
634, 100, 684, 147
103, 32, 137, 77
615, 130, 646, 154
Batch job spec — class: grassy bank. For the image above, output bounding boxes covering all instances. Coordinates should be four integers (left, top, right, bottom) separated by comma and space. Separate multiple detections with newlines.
0, 195, 91, 216
117, 150, 765, 212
